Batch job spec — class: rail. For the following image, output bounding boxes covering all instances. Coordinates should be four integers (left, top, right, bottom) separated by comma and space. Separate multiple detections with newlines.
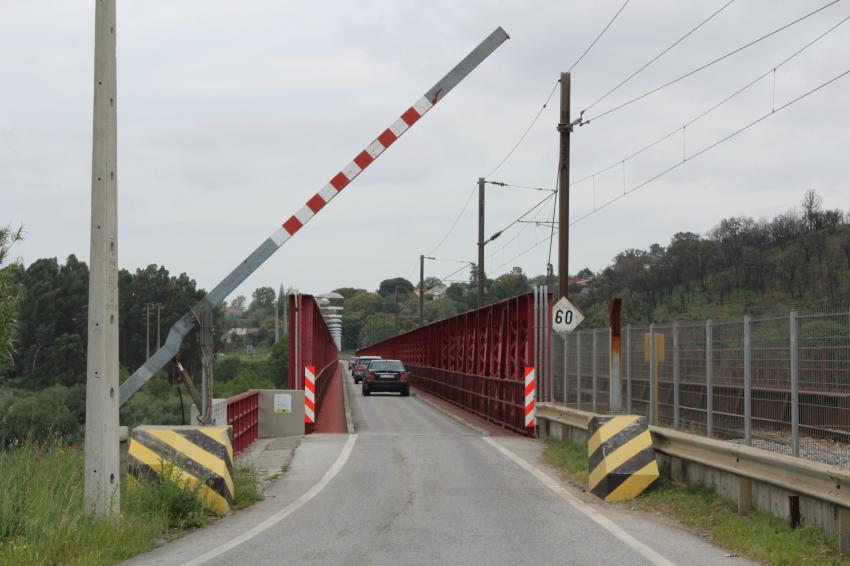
226, 389, 259, 453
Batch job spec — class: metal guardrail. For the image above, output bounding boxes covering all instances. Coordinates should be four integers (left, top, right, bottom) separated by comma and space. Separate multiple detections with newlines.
537, 402, 850, 510
227, 389, 259, 453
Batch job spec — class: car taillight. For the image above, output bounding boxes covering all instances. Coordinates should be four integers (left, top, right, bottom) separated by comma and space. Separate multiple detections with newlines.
355, 365, 364, 371
400, 372, 409, 381
367, 372, 376, 381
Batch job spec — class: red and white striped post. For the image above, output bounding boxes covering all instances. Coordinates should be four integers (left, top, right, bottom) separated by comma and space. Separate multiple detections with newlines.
524, 366, 536, 430
304, 365, 316, 429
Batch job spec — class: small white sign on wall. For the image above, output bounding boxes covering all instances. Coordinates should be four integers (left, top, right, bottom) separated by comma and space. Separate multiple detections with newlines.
274, 393, 292, 414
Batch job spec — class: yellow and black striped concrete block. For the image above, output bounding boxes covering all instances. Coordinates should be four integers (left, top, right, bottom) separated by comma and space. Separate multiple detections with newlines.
128, 425, 235, 515
587, 415, 659, 502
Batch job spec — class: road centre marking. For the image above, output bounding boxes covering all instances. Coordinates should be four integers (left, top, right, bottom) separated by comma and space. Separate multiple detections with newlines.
184, 434, 358, 566
481, 436, 675, 566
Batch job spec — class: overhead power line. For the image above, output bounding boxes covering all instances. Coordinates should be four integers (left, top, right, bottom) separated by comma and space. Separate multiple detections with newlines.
425, 183, 477, 256
572, 68, 850, 227
571, 15, 849, 188
483, 191, 556, 245
568, 0, 633, 72
483, 0, 633, 178
583, 0, 738, 113
490, 67, 850, 275
583, 0, 843, 124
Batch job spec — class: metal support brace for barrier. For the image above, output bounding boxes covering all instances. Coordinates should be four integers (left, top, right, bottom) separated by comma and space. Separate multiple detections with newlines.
649, 323, 656, 426
592, 328, 598, 413
744, 314, 752, 445
673, 321, 680, 430
790, 310, 799, 457
533, 288, 539, 403
706, 319, 714, 437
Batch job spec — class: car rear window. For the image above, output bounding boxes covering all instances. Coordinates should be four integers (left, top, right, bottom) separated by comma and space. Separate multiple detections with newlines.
369, 360, 405, 371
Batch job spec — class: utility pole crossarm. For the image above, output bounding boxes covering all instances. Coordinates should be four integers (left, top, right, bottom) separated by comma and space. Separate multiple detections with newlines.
119, 27, 509, 406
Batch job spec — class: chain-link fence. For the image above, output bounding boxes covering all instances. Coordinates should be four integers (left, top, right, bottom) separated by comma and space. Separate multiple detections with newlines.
551, 307, 850, 468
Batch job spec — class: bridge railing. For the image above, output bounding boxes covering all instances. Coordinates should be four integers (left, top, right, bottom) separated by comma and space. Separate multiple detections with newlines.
227, 389, 259, 453
358, 292, 541, 435
289, 293, 339, 433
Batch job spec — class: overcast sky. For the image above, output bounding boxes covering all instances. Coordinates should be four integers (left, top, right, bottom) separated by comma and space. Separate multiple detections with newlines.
3, 0, 849, 301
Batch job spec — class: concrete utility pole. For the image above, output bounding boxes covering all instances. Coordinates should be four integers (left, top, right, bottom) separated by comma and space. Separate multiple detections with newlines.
478, 177, 486, 307
274, 292, 280, 344
557, 72, 571, 300
84, 0, 120, 519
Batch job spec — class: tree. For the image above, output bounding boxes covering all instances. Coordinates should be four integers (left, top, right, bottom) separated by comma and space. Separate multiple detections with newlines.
378, 277, 414, 297
230, 295, 247, 311
0, 226, 23, 375
250, 286, 276, 313
801, 189, 822, 231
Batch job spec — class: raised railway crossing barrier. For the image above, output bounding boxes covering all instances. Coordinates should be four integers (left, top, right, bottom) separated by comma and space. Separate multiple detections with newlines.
128, 425, 236, 515
537, 402, 850, 552
358, 292, 551, 435
289, 293, 339, 433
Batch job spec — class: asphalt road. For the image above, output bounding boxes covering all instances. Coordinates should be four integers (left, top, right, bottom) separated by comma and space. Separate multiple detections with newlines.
127, 366, 752, 566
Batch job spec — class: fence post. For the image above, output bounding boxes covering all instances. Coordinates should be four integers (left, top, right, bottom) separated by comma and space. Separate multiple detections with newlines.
706, 319, 714, 437
649, 323, 656, 425
626, 324, 632, 414
592, 328, 598, 413
790, 310, 799, 457
576, 331, 582, 409
744, 314, 752, 446
673, 321, 680, 430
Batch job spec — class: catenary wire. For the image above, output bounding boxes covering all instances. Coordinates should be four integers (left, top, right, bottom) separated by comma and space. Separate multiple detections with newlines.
568, 0, 632, 72
571, 14, 849, 188
583, 0, 739, 113
490, 68, 850, 274
584, 0, 843, 124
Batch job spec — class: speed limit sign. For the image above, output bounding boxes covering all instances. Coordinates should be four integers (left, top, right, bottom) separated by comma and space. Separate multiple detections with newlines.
552, 296, 585, 335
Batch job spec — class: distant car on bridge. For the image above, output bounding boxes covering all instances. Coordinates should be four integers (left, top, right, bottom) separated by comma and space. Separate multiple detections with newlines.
352, 356, 381, 384
361, 359, 409, 397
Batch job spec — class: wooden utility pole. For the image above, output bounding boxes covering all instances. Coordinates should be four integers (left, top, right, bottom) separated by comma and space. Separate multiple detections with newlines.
477, 177, 486, 307
84, 0, 120, 519
557, 72, 571, 299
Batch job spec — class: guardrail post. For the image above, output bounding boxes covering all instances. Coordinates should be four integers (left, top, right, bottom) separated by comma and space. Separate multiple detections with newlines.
706, 319, 714, 437
592, 328, 598, 413
649, 323, 656, 425
673, 321, 680, 430
790, 309, 799, 457
576, 331, 582, 409
744, 314, 752, 446
626, 324, 632, 414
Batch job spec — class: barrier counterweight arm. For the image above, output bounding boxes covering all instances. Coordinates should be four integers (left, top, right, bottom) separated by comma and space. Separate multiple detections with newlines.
119, 27, 510, 406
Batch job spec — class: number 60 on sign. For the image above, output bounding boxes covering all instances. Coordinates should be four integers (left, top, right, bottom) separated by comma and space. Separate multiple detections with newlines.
552, 296, 585, 335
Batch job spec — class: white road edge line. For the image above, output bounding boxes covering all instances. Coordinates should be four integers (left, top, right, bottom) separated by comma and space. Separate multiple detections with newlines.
481, 436, 675, 566
184, 434, 359, 566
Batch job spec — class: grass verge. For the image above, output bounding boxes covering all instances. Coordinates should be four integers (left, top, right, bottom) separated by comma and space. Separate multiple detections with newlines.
544, 439, 849, 566
0, 440, 263, 565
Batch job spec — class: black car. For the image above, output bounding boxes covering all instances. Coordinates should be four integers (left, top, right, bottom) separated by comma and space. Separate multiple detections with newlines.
352, 355, 381, 384
361, 359, 409, 397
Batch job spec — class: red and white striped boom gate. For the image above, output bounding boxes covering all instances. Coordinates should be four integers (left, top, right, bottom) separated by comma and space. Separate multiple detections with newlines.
119, 28, 509, 406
